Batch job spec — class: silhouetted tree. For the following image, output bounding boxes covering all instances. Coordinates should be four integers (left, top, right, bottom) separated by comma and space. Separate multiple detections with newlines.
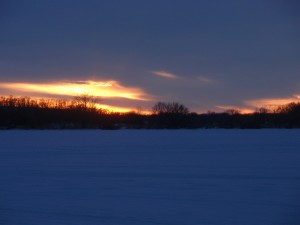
72, 93, 99, 111
276, 102, 300, 114
225, 109, 240, 115
152, 102, 189, 115
255, 107, 269, 114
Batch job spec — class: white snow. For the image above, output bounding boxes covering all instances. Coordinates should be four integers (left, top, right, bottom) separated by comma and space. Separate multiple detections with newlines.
0, 130, 300, 225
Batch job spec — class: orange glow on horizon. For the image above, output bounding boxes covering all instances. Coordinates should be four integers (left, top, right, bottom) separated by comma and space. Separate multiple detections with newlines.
95, 103, 151, 114
217, 95, 300, 114
0, 80, 153, 113
245, 96, 300, 108
216, 105, 254, 114
0, 80, 151, 101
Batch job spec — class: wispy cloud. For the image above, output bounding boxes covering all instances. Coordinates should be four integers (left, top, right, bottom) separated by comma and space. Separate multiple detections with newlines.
197, 76, 214, 83
151, 71, 215, 86
151, 71, 179, 79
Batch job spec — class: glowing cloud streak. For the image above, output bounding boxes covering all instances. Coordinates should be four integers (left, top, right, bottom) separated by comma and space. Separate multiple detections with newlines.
151, 71, 179, 79
0, 80, 151, 101
0, 80, 154, 113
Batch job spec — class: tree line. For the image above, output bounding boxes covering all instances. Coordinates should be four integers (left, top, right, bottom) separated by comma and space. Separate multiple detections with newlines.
0, 95, 300, 129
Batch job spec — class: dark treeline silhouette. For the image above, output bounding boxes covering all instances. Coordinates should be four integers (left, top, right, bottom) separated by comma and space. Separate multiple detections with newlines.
0, 95, 300, 129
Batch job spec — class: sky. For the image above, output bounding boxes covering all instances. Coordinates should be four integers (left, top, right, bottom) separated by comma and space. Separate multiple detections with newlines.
0, 0, 299, 113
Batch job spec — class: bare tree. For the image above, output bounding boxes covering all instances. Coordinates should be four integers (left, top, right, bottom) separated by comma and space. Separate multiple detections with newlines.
255, 107, 269, 114
225, 109, 240, 115
152, 102, 189, 115
72, 93, 100, 111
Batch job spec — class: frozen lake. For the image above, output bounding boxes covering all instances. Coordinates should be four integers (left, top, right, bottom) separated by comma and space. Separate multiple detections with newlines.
0, 130, 300, 225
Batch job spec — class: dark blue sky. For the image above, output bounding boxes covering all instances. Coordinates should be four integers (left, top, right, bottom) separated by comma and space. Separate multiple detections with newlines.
0, 0, 299, 112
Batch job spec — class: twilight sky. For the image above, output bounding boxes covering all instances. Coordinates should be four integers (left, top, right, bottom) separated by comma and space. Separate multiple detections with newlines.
0, 0, 299, 113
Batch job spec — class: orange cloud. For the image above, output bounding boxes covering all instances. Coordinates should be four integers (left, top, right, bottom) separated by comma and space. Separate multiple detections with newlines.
151, 71, 179, 79
0, 80, 151, 101
0, 80, 154, 113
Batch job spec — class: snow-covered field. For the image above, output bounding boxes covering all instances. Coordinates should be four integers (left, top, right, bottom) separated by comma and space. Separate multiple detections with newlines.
0, 130, 300, 225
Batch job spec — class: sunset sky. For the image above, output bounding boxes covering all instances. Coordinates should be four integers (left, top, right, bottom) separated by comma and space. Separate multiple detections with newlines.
0, 0, 299, 113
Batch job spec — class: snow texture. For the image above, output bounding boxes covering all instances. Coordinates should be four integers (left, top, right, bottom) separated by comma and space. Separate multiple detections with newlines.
0, 130, 300, 225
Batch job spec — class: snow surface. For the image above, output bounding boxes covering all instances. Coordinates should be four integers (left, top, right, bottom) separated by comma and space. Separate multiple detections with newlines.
0, 130, 300, 225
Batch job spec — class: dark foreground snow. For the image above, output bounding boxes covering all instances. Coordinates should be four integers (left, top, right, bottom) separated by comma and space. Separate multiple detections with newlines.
0, 130, 300, 225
